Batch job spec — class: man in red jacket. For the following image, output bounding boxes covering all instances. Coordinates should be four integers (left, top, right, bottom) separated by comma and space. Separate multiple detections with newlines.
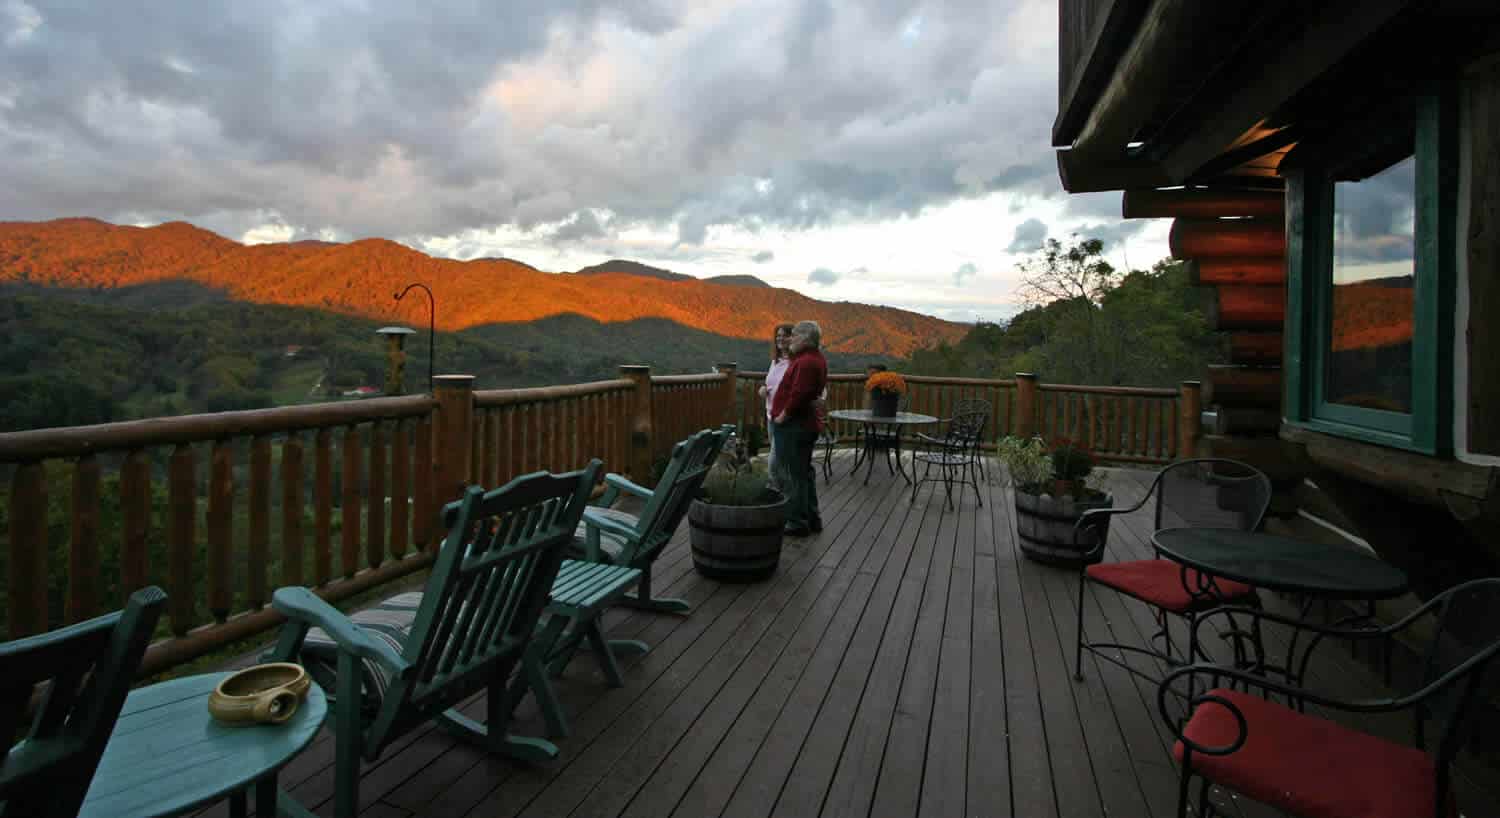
770, 320, 829, 536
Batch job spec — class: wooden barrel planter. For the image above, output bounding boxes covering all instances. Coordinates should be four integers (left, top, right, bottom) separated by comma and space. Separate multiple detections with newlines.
1014, 490, 1114, 566
689, 493, 786, 581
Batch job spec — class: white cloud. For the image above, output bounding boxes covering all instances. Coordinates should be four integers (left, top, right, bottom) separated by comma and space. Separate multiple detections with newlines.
0, 0, 1174, 319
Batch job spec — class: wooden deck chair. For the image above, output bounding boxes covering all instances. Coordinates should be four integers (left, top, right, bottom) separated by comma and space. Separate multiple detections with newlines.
576, 425, 731, 613
269, 461, 600, 818
0, 587, 166, 818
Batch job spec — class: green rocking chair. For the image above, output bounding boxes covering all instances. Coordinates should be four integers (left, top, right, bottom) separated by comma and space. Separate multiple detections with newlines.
575, 425, 731, 614
269, 461, 600, 818
0, 586, 166, 818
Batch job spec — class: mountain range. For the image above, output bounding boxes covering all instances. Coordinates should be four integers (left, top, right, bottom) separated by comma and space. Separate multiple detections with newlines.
0, 218, 960, 357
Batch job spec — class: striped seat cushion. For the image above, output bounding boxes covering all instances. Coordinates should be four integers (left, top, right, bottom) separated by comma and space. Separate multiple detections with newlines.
301, 591, 422, 710
573, 506, 640, 561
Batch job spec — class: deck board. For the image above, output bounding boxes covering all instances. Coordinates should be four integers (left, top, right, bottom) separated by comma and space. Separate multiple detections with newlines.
198, 454, 1500, 818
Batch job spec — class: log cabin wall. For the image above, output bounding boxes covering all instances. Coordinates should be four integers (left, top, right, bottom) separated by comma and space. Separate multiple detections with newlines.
1121, 188, 1299, 504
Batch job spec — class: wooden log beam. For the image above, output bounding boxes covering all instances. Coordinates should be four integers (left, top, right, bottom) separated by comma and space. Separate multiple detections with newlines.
1204, 365, 1282, 408
1228, 332, 1284, 366
1155, 0, 1411, 183
1170, 218, 1285, 258
1208, 407, 1282, 436
1186, 257, 1286, 286
1063, 0, 1261, 168
1205, 286, 1285, 331
1123, 188, 1283, 219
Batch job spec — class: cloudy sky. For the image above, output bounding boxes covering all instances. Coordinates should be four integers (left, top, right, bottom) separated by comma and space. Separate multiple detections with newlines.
0, 0, 1170, 322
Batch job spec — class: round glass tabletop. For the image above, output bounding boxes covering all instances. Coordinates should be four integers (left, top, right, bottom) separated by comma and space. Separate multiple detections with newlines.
1152, 527, 1409, 599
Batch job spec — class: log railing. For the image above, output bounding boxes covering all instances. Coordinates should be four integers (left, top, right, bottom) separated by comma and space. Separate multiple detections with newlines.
0, 361, 1200, 672
649, 368, 735, 464
735, 370, 1201, 464
0, 395, 440, 674
472, 378, 636, 492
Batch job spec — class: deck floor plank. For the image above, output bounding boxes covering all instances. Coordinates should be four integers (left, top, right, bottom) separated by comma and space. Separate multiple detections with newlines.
194, 456, 1500, 818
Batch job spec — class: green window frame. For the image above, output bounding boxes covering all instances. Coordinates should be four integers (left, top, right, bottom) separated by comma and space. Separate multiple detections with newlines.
1284, 84, 1456, 456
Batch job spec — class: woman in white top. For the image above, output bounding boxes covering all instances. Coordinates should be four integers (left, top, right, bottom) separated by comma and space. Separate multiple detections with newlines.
759, 323, 795, 482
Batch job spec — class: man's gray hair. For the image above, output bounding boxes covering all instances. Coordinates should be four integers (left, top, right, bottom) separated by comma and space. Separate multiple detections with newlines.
793, 320, 822, 348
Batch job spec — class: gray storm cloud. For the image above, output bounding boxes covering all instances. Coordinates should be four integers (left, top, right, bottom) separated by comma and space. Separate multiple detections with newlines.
0, 0, 1069, 247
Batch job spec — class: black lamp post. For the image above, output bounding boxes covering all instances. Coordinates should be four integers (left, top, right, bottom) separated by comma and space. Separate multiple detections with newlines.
393, 283, 436, 395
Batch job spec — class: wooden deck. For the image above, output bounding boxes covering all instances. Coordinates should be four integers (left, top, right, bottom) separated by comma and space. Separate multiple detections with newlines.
199, 455, 1500, 818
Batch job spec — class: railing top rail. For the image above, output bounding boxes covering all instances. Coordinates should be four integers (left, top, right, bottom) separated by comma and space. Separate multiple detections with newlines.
738, 371, 1018, 388
650, 373, 727, 385
1037, 383, 1179, 397
0, 395, 437, 462
474, 378, 633, 407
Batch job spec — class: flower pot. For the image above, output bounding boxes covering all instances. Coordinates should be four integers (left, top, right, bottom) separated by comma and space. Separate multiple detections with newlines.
689, 492, 786, 581
1014, 489, 1114, 566
869, 389, 899, 417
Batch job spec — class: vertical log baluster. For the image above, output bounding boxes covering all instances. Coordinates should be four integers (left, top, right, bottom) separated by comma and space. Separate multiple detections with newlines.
506, 405, 522, 486
167, 444, 196, 637
534, 399, 546, 471
342, 425, 361, 577
367, 421, 386, 570
249, 436, 271, 610
120, 450, 150, 605
8, 462, 48, 637
207, 441, 233, 622
314, 428, 333, 585
483, 410, 499, 487
67, 455, 101, 624
391, 419, 410, 560
282, 432, 305, 587
414, 414, 434, 550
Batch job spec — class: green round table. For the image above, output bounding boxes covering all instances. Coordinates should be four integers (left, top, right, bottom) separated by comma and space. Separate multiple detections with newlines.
1152, 527, 1409, 600
81, 671, 326, 818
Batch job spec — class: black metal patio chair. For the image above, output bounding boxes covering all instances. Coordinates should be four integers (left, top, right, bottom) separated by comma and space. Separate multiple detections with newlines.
1158, 577, 1500, 818
1073, 458, 1272, 681
911, 408, 988, 509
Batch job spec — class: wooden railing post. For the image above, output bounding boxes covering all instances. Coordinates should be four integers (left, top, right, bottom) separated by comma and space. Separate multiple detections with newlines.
620, 365, 653, 482
433, 374, 476, 512
716, 362, 738, 427
1014, 373, 1039, 438
1179, 380, 1203, 460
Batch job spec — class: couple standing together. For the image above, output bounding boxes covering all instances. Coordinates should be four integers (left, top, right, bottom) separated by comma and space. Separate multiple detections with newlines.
759, 321, 828, 537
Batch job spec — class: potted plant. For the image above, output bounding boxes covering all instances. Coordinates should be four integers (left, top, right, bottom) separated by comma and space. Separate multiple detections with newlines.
865, 371, 907, 417
688, 433, 787, 581
995, 436, 1114, 566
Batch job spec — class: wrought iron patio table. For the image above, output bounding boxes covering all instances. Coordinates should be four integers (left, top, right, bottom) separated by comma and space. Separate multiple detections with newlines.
81, 672, 326, 818
1151, 528, 1409, 601
1152, 527, 1410, 690
827, 409, 939, 485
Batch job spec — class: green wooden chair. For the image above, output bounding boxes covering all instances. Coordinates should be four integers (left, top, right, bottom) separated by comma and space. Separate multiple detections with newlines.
268, 461, 600, 818
0, 586, 166, 818
576, 425, 731, 614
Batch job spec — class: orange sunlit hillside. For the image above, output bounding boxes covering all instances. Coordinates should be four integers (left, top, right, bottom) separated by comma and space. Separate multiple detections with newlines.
0, 218, 965, 357
1330, 280, 1413, 353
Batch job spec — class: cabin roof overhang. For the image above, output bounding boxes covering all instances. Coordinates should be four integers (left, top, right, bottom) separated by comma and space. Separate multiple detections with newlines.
1053, 0, 1500, 195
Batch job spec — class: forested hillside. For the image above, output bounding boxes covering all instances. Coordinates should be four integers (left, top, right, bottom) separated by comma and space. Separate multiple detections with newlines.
0, 290, 892, 433
0, 218, 961, 357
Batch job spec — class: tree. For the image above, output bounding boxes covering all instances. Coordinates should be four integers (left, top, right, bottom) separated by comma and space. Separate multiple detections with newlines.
1014, 237, 1120, 384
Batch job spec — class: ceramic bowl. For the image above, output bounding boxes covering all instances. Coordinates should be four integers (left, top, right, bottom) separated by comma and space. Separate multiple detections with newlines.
207, 663, 311, 726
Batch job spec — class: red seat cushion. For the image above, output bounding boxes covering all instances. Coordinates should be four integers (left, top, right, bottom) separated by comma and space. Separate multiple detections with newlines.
1176, 688, 1450, 818
1085, 559, 1254, 613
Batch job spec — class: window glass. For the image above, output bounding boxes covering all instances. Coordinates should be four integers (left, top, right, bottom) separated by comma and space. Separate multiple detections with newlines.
1326, 156, 1416, 414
